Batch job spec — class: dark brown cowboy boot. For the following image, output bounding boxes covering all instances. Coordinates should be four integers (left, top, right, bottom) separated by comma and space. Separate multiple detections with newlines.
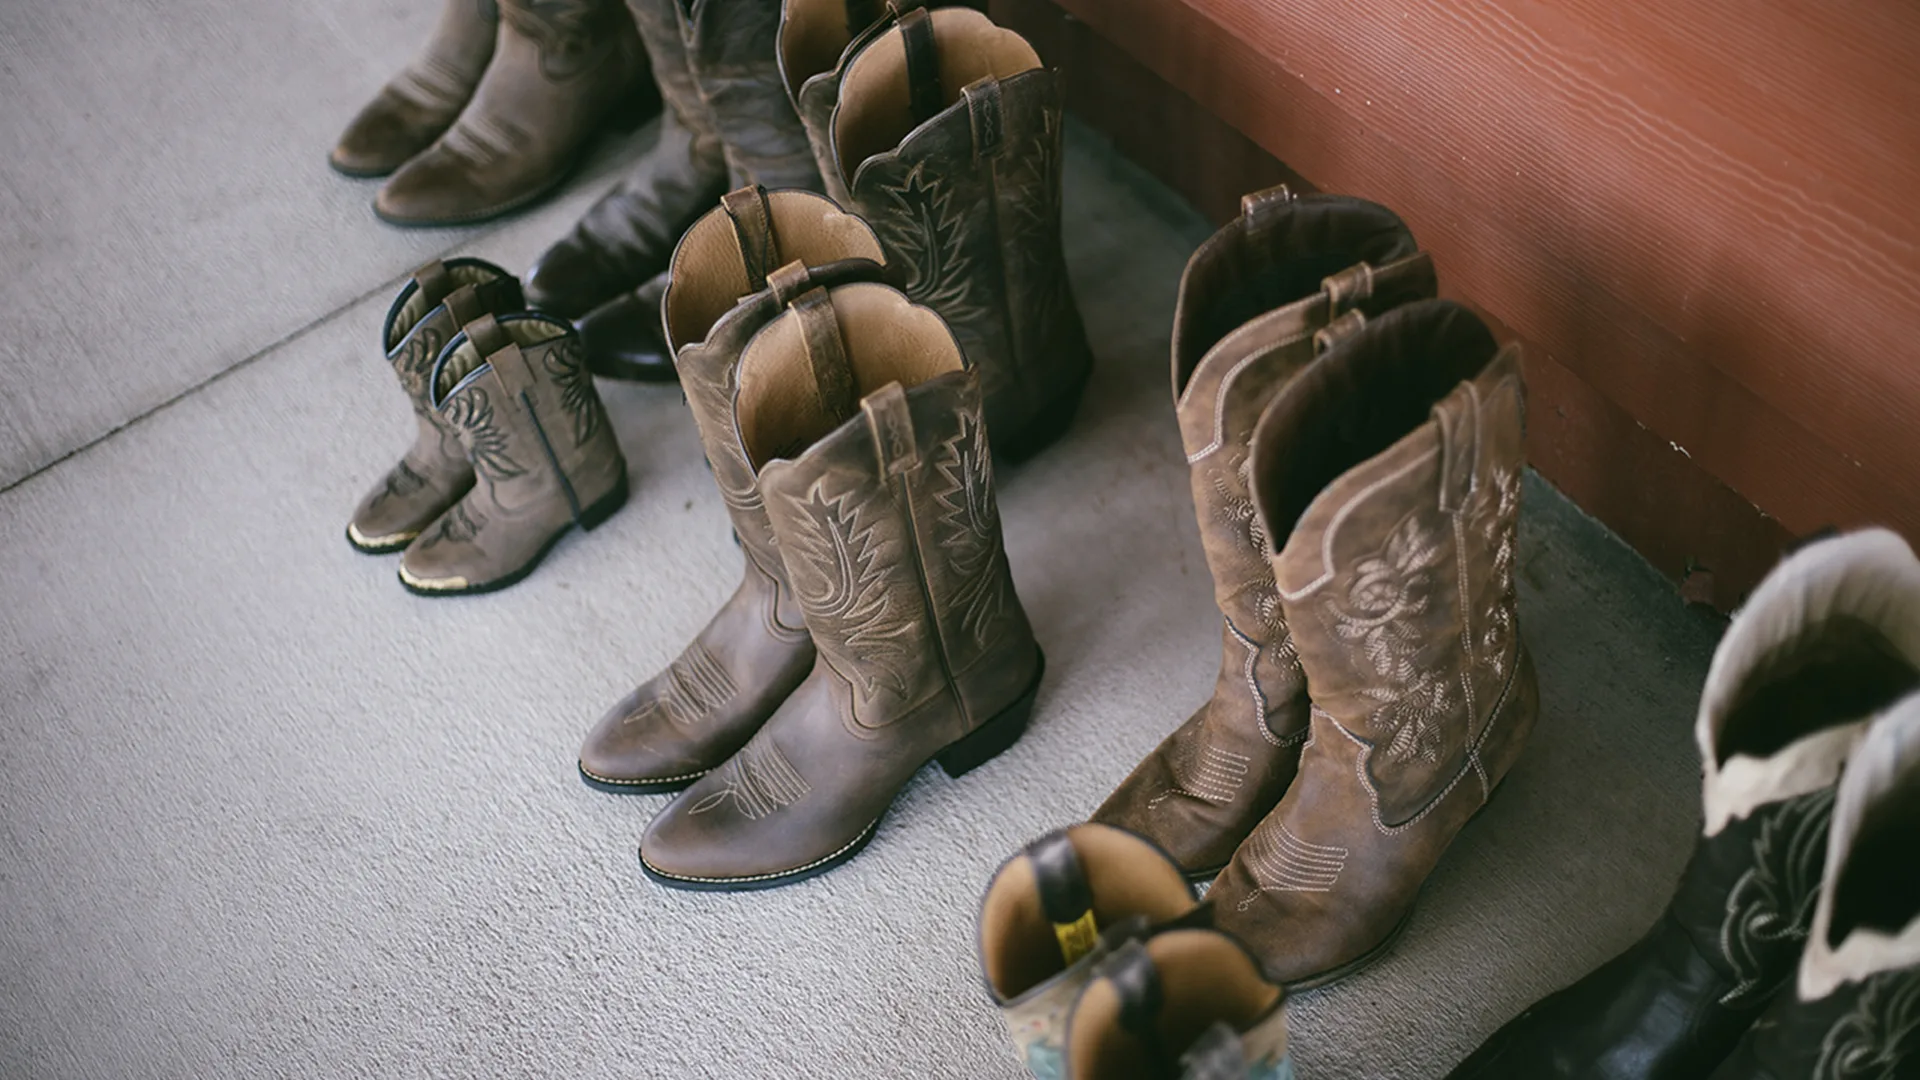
978, 824, 1197, 1078
330, 0, 499, 178
347, 258, 525, 553
375, 0, 653, 227
777, 0, 900, 208
1093, 187, 1437, 877
639, 282, 1044, 889
578, 186, 887, 793
398, 312, 627, 594
521, 0, 729, 326
1708, 688, 1920, 1080
826, 7, 1092, 462
1206, 299, 1536, 988
1446, 528, 1920, 1080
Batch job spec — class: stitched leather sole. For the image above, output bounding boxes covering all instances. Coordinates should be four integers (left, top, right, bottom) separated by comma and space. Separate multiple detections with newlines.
576, 761, 708, 795
344, 522, 418, 555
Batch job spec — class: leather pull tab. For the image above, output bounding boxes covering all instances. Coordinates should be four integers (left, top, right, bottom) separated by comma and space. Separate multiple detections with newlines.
1433, 380, 1484, 514
767, 259, 813, 307
1312, 309, 1367, 355
962, 77, 1004, 158
899, 7, 944, 126
462, 312, 511, 358
1023, 831, 1097, 965
411, 259, 452, 305
862, 381, 919, 477
1322, 261, 1377, 315
1100, 941, 1167, 1045
722, 185, 780, 294
791, 287, 859, 426
442, 283, 487, 327
1239, 185, 1294, 235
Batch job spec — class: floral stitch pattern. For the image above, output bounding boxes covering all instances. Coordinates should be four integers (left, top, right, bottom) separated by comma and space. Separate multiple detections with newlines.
444, 386, 524, 481
930, 404, 1006, 648
541, 337, 600, 446
777, 476, 918, 704
1322, 512, 1452, 764
1719, 786, 1836, 1008
870, 162, 995, 379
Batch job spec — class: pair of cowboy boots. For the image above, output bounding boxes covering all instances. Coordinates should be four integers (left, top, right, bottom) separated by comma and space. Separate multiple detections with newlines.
1447, 528, 1920, 1080
573, 185, 1044, 889
1094, 184, 1536, 989
332, 0, 656, 226
978, 824, 1294, 1080
525, 0, 826, 381
774, 0, 1094, 462
347, 258, 628, 594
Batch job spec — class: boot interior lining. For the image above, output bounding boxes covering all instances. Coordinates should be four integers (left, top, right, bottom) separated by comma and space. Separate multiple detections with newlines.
665, 192, 884, 349
780, 0, 857, 98
389, 262, 505, 351
1716, 615, 1920, 765
1251, 299, 1498, 545
434, 316, 569, 402
834, 7, 1040, 180
737, 283, 959, 467
1066, 931, 1280, 1080
1830, 767, 1920, 945
979, 826, 1193, 1000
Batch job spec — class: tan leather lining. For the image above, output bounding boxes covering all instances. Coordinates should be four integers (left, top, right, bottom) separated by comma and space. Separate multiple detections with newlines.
391, 262, 503, 350
832, 7, 1039, 178
435, 317, 567, 399
779, 0, 855, 98
1066, 930, 1280, 1080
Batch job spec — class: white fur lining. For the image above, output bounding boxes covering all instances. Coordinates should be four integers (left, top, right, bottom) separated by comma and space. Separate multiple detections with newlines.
1698, 529, 1920, 836
1800, 694, 1920, 999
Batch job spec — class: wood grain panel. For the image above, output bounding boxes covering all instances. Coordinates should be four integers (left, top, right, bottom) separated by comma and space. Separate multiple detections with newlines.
1031, 0, 1920, 547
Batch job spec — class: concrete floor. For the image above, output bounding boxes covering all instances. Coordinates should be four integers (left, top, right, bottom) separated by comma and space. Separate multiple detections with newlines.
0, 3, 1727, 1077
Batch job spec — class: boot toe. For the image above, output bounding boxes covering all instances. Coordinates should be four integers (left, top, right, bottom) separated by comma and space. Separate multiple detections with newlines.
348, 464, 470, 554
578, 693, 715, 793
331, 89, 452, 179
639, 769, 876, 890
579, 289, 678, 382
524, 237, 625, 319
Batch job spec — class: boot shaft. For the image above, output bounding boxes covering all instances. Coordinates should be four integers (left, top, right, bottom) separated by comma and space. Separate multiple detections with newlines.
673, 0, 824, 191
383, 258, 525, 402
737, 282, 1035, 725
779, 0, 908, 206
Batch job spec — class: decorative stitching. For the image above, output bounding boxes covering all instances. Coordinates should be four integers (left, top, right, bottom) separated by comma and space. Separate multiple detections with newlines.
1236, 824, 1349, 907
1718, 786, 1837, 1008
686, 738, 811, 821
1182, 331, 1313, 461
1813, 972, 1920, 1079
623, 642, 738, 729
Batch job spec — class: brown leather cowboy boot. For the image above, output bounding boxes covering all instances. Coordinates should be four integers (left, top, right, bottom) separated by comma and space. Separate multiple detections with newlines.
375, 0, 653, 227
347, 258, 525, 553
330, 0, 499, 178
398, 312, 628, 594
639, 282, 1045, 889
1093, 187, 1437, 877
825, 7, 1093, 462
777, 0, 899, 208
521, 0, 729, 326
1207, 298, 1537, 988
577, 186, 887, 793
979, 824, 1197, 1079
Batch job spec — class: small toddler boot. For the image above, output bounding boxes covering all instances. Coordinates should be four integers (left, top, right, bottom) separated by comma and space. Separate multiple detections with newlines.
331, 0, 500, 178
399, 312, 627, 594
348, 258, 525, 554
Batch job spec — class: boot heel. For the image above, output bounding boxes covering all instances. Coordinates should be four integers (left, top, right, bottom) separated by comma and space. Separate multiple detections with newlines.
579, 471, 629, 531
936, 649, 1046, 778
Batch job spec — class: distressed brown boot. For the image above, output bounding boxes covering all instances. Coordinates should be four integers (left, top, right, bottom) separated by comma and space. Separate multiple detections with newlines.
639, 281, 1045, 889
330, 0, 499, 178
375, 0, 653, 227
1207, 298, 1536, 988
776, 0, 900, 208
521, 0, 729, 324
347, 258, 525, 553
979, 824, 1197, 1079
398, 312, 628, 594
1093, 187, 1437, 877
826, 7, 1093, 462
578, 186, 887, 792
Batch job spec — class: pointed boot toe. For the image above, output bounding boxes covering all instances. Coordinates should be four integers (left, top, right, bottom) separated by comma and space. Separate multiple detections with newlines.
331, 89, 454, 178
329, 0, 499, 178
373, 144, 509, 227
578, 276, 679, 381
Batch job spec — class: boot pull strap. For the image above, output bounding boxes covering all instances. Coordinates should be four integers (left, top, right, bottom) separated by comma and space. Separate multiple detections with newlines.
1023, 830, 1099, 966
899, 6, 944, 126
1432, 377, 1484, 514
790, 287, 860, 428
442, 283, 488, 328
862, 381, 919, 477
462, 311, 512, 359
962, 77, 1004, 159
767, 260, 814, 307
1239, 185, 1294, 236
411, 259, 453, 305
1099, 941, 1172, 1071
722, 185, 781, 294
768, 257, 890, 306
1312, 309, 1366, 356
1321, 262, 1376, 316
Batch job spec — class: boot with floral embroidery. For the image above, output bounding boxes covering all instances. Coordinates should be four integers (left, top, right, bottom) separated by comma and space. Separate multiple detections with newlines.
1206, 298, 1536, 988
639, 281, 1043, 889
1092, 186, 1437, 877
398, 312, 627, 595
1446, 528, 1920, 1079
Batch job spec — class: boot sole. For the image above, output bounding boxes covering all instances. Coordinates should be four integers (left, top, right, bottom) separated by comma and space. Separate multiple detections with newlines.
638, 649, 1047, 893
397, 473, 628, 597
994, 377, 1089, 467
344, 522, 417, 555
576, 762, 708, 795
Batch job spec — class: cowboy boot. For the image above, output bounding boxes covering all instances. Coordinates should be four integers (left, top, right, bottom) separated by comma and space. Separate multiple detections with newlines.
1200, 299, 1534, 988
1707, 689, 1920, 1080
1064, 930, 1294, 1080
826, 7, 1093, 462
330, 0, 499, 178
578, 186, 887, 792
522, 0, 730, 326
777, 0, 900, 207
1447, 528, 1920, 1080
1093, 186, 1437, 877
685, 0, 826, 194
979, 824, 1198, 1079
375, 0, 653, 227
639, 281, 1044, 889
347, 258, 525, 553
399, 312, 628, 594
